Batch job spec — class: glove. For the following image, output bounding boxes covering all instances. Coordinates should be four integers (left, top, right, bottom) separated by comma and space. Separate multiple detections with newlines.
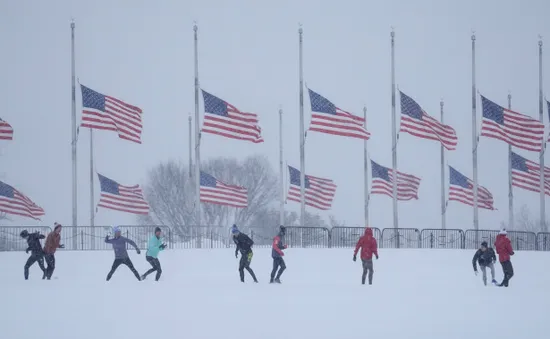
353, 255, 357, 262
375, 254, 379, 260
136, 249, 141, 255
474, 270, 478, 276
26, 248, 30, 254
159, 244, 166, 250
59, 244, 65, 249
235, 252, 238, 258
510, 251, 515, 256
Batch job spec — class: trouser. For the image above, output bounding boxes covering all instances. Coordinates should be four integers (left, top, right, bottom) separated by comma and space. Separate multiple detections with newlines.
24, 252, 45, 280
270, 257, 286, 282
479, 263, 495, 285
238, 251, 257, 282
142, 256, 162, 281
44, 253, 56, 280
500, 260, 514, 287
362, 259, 374, 285
106, 257, 141, 281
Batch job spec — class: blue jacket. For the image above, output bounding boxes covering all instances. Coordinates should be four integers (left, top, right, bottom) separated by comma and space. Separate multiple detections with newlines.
105, 236, 139, 259
146, 235, 165, 258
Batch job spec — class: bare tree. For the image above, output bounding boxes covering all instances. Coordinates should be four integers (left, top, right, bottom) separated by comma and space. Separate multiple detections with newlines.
502, 204, 549, 233
137, 154, 278, 234
0, 212, 9, 225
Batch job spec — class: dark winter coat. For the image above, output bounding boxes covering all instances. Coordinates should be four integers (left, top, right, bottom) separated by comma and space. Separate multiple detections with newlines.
472, 248, 496, 270
272, 232, 287, 258
354, 228, 378, 260
233, 233, 254, 255
26, 232, 45, 254
495, 234, 514, 263
105, 235, 139, 259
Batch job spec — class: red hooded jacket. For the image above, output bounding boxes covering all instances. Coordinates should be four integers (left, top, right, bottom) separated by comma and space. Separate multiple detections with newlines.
354, 228, 378, 260
494, 234, 514, 263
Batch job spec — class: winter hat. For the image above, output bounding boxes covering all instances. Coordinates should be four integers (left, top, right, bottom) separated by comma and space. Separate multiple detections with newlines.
154, 227, 162, 234
54, 222, 62, 231
113, 226, 121, 234
481, 241, 488, 248
279, 225, 286, 235
20, 230, 29, 238
499, 229, 507, 235
231, 224, 239, 235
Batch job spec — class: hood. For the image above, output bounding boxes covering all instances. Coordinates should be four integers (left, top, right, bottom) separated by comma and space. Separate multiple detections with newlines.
364, 227, 373, 237
496, 234, 507, 240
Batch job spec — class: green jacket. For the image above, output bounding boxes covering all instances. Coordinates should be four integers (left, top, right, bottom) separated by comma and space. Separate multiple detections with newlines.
146, 235, 165, 258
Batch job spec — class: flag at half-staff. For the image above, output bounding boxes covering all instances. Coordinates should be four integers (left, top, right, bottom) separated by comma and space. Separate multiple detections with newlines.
0, 118, 13, 140
448, 166, 494, 210
370, 160, 421, 201
80, 85, 144, 143
287, 165, 336, 210
399, 91, 457, 150
0, 180, 45, 219
480, 95, 544, 152
307, 88, 370, 140
97, 174, 149, 215
511, 152, 550, 195
201, 89, 264, 143
200, 171, 248, 208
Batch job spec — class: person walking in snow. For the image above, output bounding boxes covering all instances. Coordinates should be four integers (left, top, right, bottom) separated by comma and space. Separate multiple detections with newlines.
270, 225, 287, 284
353, 227, 379, 285
20, 230, 47, 280
495, 229, 515, 287
231, 224, 258, 283
472, 241, 497, 286
43, 223, 65, 280
141, 227, 167, 281
105, 226, 142, 281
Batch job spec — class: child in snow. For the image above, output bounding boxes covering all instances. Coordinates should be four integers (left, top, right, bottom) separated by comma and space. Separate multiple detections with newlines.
43, 223, 65, 280
270, 225, 288, 284
105, 226, 142, 281
141, 227, 166, 281
20, 230, 47, 280
495, 229, 514, 287
472, 241, 497, 286
353, 227, 379, 285
231, 224, 258, 283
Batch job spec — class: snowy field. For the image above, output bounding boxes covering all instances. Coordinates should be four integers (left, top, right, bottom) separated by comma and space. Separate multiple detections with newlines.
1, 248, 548, 339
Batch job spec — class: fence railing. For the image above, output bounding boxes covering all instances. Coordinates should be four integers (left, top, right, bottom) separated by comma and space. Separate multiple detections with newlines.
1, 225, 548, 252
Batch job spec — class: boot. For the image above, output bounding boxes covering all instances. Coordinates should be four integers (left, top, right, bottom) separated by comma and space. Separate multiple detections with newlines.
274, 278, 282, 284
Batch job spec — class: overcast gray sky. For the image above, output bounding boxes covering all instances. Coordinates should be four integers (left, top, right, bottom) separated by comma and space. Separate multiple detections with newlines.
1, 0, 549, 230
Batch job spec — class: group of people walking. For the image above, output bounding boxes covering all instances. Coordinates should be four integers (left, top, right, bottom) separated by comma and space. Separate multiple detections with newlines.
19, 223, 516, 287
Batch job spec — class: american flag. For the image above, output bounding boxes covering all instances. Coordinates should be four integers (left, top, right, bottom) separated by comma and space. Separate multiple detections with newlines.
201, 90, 263, 143
80, 85, 143, 144
448, 166, 494, 210
0, 181, 45, 219
481, 95, 544, 152
307, 89, 370, 140
97, 174, 149, 215
370, 160, 421, 201
0, 118, 13, 140
511, 152, 550, 195
399, 91, 457, 150
200, 171, 248, 208
287, 165, 336, 210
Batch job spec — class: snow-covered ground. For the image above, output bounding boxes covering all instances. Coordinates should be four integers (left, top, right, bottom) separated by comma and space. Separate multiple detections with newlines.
1, 248, 548, 339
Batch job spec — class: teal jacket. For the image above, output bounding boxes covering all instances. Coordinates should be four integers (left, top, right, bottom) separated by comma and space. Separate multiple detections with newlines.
146, 235, 165, 258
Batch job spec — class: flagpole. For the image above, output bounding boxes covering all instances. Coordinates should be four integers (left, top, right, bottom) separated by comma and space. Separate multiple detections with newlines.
508, 93, 513, 230
472, 32, 479, 236
440, 100, 446, 229
363, 106, 369, 227
298, 25, 306, 226
279, 108, 285, 226
539, 38, 545, 230
390, 29, 399, 245
89, 129, 95, 249
194, 23, 201, 226
71, 20, 78, 249
188, 114, 192, 178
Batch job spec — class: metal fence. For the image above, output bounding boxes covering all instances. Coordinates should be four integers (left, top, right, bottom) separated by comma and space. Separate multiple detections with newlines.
1, 225, 548, 252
